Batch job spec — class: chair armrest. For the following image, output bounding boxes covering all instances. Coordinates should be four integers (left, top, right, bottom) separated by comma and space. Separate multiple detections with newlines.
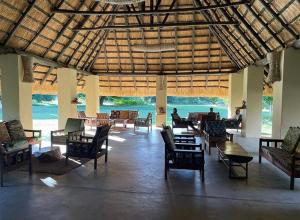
175, 142, 201, 150
174, 134, 195, 138
51, 129, 64, 136
80, 135, 94, 142
174, 149, 204, 154
259, 138, 283, 148
24, 129, 42, 138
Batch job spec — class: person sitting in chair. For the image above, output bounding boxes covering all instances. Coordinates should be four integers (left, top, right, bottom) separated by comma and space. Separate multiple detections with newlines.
223, 109, 242, 129
172, 108, 199, 132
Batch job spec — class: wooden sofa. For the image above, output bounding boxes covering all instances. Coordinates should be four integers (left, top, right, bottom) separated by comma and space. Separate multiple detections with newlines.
110, 110, 138, 127
259, 127, 300, 190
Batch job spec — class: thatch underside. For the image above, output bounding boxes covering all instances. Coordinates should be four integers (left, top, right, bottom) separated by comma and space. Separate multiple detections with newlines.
0, 0, 298, 97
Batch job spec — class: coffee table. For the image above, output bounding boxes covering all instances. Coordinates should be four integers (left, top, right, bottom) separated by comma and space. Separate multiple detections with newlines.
217, 141, 253, 179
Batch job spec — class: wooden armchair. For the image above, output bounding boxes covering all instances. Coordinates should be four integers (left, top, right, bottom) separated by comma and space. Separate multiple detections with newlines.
162, 124, 196, 143
161, 128, 204, 181
171, 113, 188, 131
66, 125, 111, 170
134, 113, 152, 133
204, 120, 233, 155
51, 118, 85, 147
78, 111, 97, 129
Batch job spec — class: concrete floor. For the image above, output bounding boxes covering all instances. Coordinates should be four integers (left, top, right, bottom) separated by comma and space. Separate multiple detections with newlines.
0, 127, 300, 220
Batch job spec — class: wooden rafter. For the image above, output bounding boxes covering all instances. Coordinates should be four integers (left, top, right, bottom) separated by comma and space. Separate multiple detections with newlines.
40, 66, 53, 85
53, 1, 250, 16
124, 8, 134, 72
74, 21, 238, 31
162, 0, 176, 25
3, 0, 36, 45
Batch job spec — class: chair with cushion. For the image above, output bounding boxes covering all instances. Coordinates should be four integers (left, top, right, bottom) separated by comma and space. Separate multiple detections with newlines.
259, 127, 300, 190
127, 111, 139, 126
51, 118, 85, 147
204, 120, 233, 155
171, 113, 188, 131
78, 111, 97, 129
66, 125, 111, 170
0, 120, 33, 187
162, 124, 196, 143
161, 128, 204, 181
134, 113, 152, 133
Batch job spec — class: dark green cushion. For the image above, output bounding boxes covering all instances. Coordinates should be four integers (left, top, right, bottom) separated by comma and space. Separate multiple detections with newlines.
64, 118, 85, 135
281, 127, 300, 153
5, 120, 26, 141
5, 140, 29, 153
0, 122, 11, 143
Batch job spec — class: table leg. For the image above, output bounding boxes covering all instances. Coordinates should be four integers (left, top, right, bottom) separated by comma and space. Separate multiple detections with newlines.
246, 163, 248, 178
229, 160, 232, 178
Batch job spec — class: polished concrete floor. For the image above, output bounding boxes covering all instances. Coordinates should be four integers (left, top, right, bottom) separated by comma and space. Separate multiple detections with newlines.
0, 127, 300, 220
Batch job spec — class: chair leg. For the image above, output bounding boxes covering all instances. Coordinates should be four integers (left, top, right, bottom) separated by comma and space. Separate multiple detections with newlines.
29, 145, 32, 176
65, 156, 69, 165
0, 157, 3, 187
105, 139, 108, 163
94, 158, 97, 170
290, 176, 295, 190
201, 167, 204, 182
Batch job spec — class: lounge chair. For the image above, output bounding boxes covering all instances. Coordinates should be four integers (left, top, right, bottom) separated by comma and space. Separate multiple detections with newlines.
259, 127, 300, 190
204, 120, 233, 155
171, 113, 188, 131
134, 113, 152, 133
162, 124, 196, 143
78, 111, 97, 129
66, 125, 111, 170
0, 120, 33, 186
161, 127, 205, 181
51, 118, 85, 147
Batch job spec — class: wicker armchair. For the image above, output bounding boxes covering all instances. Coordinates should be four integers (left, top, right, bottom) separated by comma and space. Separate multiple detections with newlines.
134, 113, 152, 133
66, 125, 111, 170
161, 128, 204, 181
204, 120, 233, 155
51, 118, 85, 147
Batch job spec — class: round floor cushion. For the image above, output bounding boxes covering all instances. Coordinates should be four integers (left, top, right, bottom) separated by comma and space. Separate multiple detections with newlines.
35, 147, 62, 163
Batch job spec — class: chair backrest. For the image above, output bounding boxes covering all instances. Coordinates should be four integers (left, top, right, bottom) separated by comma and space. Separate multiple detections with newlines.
161, 128, 175, 152
129, 111, 139, 120
92, 125, 111, 147
78, 111, 86, 119
96, 113, 109, 119
281, 127, 300, 153
205, 120, 226, 137
5, 120, 27, 141
145, 113, 152, 125
64, 118, 85, 135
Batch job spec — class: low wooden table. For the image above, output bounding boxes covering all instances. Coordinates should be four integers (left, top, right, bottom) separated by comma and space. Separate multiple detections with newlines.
217, 141, 253, 179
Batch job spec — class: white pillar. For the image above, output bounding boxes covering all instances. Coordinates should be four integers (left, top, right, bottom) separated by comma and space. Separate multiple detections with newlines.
85, 75, 99, 117
242, 66, 264, 138
57, 68, 77, 129
0, 54, 32, 129
272, 48, 300, 138
228, 71, 244, 118
156, 75, 167, 127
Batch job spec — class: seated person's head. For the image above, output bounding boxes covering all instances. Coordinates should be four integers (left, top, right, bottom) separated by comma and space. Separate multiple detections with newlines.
210, 107, 214, 113
235, 109, 241, 115
173, 108, 177, 114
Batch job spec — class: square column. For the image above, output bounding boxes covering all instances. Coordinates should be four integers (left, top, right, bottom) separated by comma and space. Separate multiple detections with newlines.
242, 66, 264, 138
57, 68, 77, 129
85, 75, 99, 117
228, 71, 244, 118
156, 75, 167, 127
0, 54, 32, 129
272, 48, 300, 138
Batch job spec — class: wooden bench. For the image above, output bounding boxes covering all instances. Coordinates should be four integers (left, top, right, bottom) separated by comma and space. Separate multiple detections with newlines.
217, 141, 253, 179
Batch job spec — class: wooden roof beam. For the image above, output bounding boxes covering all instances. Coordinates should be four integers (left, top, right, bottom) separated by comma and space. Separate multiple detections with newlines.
161, 0, 176, 25
53, 1, 250, 16
3, 0, 36, 45
74, 21, 238, 31
259, 0, 299, 39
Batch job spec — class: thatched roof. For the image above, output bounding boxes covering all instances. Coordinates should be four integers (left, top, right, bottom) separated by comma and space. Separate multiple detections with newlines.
0, 0, 299, 96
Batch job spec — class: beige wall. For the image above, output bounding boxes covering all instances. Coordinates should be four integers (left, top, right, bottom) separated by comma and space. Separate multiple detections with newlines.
272, 48, 300, 138
85, 75, 99, 117
57, 68, 77, 129
242, 66, 264, 138
0, 54, 32, 129
228, 71, 244, 118
156, 75, 167, 126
